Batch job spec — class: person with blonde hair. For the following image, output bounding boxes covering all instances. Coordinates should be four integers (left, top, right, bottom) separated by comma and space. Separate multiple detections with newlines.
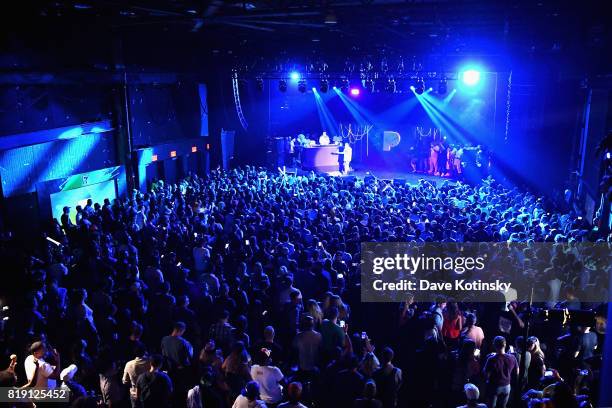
305, 299, 323, 329
526, 336, 546, 389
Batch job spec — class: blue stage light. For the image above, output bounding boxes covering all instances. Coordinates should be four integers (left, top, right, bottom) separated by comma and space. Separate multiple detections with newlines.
320, 79, 329, 93
414, 78, 425, 95
290, 71, 300, 81
461, 69, 481, 86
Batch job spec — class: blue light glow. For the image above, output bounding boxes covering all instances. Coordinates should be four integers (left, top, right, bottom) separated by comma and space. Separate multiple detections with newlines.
461, 70, 481, 86
290, 72, 300, 81
58, 127, 84, 139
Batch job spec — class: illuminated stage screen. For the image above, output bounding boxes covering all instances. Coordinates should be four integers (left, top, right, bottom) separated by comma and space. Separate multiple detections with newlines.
49, 179, 117, 224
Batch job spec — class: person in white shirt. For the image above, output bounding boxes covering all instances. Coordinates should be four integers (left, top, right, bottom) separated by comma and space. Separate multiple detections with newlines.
233, 381, 268, 408
187, 384, 202, 408
335, 142, 353, 174
123, 344, 150, 407
343, 142, 352, 174
134, 205, 147, 231
249, 350, 284, 405
24, 341, 60, 388
318, 131, 330, 145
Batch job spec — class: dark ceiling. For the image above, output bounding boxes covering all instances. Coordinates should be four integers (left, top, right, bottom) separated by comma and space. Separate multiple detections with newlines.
2, 0, 610, 76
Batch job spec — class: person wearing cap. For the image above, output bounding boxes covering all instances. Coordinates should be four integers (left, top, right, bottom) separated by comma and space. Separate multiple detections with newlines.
457, 383, 487, 408
232, 380, 267, 408
24, 341, 61, 388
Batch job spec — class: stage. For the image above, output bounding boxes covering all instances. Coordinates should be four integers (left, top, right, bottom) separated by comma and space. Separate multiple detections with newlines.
281, 165, 457, 187
326, 169, 453, 186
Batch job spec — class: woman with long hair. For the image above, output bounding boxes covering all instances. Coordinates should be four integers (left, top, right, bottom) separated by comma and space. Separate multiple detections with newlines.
526, 336, 546, 389
305, 299, 323, 329
461, 312, 484, 349
222, 341, 252, 403
442, 301, 463, 350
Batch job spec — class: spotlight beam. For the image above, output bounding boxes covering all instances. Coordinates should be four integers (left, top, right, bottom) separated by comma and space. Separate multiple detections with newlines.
419, 93, 482, 146
312, 89, 338, 133
333, 87, 371, 126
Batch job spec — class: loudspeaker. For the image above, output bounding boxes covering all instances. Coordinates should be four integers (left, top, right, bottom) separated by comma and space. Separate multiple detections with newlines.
220, 129, 236, 170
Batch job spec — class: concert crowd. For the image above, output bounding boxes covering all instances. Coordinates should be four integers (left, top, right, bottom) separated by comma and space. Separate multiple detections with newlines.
0, 166, 608, 408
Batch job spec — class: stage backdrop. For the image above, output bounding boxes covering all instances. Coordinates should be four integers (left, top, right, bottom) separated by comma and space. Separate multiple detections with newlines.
262, 75, 500, 167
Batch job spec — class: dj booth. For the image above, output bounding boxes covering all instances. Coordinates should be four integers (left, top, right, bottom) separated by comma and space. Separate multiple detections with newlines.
301, 144, 340, 172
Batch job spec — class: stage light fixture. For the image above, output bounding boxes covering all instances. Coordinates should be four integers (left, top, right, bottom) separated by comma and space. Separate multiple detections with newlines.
256, 78, 264, 91
279, 79, 287, 92
320, 79, 329, 93
461, 69, 481, 86
385, 79, 396, 93
298, 79, 307, 93
340, 79, 349, 92
438, 78, 447, 94
290, 71, 300, 81
414, 77, 425, 95
350, 88, 360, 96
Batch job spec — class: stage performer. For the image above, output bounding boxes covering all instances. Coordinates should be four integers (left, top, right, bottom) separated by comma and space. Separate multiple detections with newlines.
429, 136, 442, 175
334, 142, 352, 174
437, 138, 447, 175
446, 145, 455, 176
319, 131, 330, 145
454, 146, 464, 176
